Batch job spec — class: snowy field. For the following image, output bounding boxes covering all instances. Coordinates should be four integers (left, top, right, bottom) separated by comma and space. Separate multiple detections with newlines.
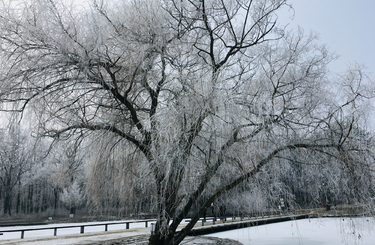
206, 217, 375, 245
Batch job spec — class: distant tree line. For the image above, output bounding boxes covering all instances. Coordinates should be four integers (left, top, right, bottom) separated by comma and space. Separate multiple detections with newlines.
1, 121, 374, 218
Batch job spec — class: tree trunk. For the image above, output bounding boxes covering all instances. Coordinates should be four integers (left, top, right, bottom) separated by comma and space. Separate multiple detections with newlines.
149, 234, 170, 245
16, 183, 20, 214
70, 206, 76, 215
3, 176, 12, 216
35, 183, 40, 213
148, 186, 177, 245
148, 220, 174, 245
28, 184, 33, 214
54, 187, 59, 215
3, 191, 12, 216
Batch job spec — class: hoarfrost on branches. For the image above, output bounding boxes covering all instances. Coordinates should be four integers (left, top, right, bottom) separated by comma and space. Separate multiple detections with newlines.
0, 0, 374, 245
60, 181, 84, 214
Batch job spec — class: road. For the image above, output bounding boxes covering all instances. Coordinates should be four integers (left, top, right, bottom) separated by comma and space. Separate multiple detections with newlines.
0, 220, 152, 244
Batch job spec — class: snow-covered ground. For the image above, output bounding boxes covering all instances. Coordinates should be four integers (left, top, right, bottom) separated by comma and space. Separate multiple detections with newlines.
206, 217, 375, 245
0, 220, 152, 241
1, 217, 375, 244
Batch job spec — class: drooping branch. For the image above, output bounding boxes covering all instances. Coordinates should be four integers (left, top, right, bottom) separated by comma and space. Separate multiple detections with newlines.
168, 125, 240, 234
45, 123, 151, 158
173, 142, 339, 244
162, 110, 210, 219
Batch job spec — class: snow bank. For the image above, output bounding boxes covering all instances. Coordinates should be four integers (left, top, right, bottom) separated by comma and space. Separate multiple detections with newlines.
206, 217, 375, 245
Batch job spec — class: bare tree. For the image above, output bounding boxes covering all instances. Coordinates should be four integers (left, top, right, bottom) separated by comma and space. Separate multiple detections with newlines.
0, 0, 373, 244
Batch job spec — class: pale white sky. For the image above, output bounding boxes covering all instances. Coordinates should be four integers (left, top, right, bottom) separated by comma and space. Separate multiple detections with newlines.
278, 0, 375, 127
279, 0, 375, 76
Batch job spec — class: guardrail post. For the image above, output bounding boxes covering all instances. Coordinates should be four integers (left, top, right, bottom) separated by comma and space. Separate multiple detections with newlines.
54, 228, 57, 236
145, 221, 148, 228
105, 224, 108, 232
126, 222, 129, 229
213, 219, 215, 225
21, 230, 24, 239
80, 226, 84, 234
201, 220, 204, 226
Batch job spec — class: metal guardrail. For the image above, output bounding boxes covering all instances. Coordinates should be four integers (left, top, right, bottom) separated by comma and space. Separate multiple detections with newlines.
188, 214, 310, 236
0, 219, 157, 239
185, 209, 296, 227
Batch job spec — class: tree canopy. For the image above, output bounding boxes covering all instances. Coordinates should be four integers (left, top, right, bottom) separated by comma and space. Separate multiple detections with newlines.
0, 0, 374, 244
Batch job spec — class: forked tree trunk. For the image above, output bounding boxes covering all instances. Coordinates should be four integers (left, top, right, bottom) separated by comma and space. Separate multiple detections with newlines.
148, 212, 174, 245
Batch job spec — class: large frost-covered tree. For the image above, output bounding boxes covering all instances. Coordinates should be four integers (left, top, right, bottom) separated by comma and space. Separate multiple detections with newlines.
0, 0, 373, 244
